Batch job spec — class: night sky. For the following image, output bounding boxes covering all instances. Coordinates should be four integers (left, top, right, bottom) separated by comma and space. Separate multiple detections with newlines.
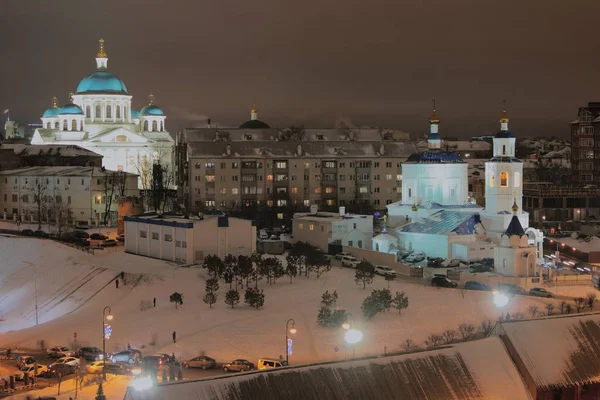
2, 0, 600, 138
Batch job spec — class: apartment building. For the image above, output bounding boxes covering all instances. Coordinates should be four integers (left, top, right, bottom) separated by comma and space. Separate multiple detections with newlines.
569, 102, 600, 185
0, 166, 138, 226
176, 126, 416, 221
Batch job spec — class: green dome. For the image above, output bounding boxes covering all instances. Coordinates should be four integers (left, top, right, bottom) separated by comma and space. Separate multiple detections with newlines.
140, 105, 164, 116
76, 70, 128, 94
58, 104, 84, 115
43, 107, 60, 118
239, 119, 270, 129
131, 109, 140, 118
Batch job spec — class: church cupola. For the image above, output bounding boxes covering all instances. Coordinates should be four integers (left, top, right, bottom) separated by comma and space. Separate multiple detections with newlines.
492, 101, 516, 158
139, 93, 167, 132
96, 38, 108, 70
250, 105, 258, 121
427, 99, 441, 149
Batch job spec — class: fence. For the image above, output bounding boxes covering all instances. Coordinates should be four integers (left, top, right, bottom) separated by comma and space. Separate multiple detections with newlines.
341, 246, 423, 277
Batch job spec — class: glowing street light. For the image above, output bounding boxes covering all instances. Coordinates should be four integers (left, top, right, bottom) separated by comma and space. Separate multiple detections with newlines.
344, 328, 363, 359
102, 306, 113, 380
285, 318, 296, 365
493, 291, 509, 308
342, 312, 354, 330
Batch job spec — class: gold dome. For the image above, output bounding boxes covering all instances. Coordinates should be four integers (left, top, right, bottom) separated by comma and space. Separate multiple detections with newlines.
251, 104, 258, 113
97, 38, 107, 58
512, 197, 519, 215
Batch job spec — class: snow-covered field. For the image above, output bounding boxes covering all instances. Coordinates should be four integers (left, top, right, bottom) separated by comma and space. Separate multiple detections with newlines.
0, 236, 567, 398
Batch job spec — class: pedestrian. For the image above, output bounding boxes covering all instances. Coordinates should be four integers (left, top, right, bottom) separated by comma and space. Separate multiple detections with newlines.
153, 297, 156, 307
172, 331, 176, 343
116, 279, 119, 289
6, 348, 11, 359
171, 353, 175, 363
127, 343, 131, 350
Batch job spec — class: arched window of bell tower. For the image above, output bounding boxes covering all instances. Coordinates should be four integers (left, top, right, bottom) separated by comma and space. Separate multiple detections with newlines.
71, 119, 77, 131
62, 120, 68, 131
500, 172, 508, 187
106, 105, 112, 119
95, 105, 101, 118
86, 106, 91, 118
152, 121, 157, 131
116, 105, 121, 119
143, 120, 149, 131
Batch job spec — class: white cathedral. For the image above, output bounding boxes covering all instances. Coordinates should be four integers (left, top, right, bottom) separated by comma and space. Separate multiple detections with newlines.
375, 104, 544, 277
31, 39, 174, 186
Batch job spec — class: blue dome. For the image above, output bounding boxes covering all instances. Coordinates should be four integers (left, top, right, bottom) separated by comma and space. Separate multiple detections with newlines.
43, 107, 60, 118
406, 148, 464, 164
58, 104, 84, 115
76, 71, 128, 94
131, 109, 140, 118
140, 105, 164, 116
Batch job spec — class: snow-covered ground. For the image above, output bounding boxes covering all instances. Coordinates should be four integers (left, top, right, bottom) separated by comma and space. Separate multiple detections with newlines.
0, 236, 572, 398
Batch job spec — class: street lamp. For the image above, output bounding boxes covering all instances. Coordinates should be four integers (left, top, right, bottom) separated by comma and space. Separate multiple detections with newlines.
493, 291, 509, 308
344, 328, 363, 359
285, 318, 296, 365
102, 306, 113, 380
342, 313, 354, 330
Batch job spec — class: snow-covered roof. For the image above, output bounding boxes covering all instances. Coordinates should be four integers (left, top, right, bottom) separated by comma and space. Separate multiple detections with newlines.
496, 313, 600, 391
0, 166, 136, 177
372, 232, 398, 243
398, 211, 481, 236
1, 144, 102, 158
123, 337, 531, 400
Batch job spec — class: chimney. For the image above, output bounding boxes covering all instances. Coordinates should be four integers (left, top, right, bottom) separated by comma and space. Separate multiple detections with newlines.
207, 118, 211, 128
339, 206, 346, 217
310, 204, 318, 215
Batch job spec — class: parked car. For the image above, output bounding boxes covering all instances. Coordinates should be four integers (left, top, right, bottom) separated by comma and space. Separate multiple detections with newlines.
86, 360, 123, 374
117, 234, 125, 242
481, 258, 494, 266
34, 230, 49, 238
464, 281, 490, 291
78, 346, 103, 361
90, 233, 108, 241
47, 347, 75, 358
335, 252, 352, 260
49, 356, 80, 368
16, 355, 36, 369
46, 363, 76, 377
15, 364, 48, 380
72, 230, 90, 239
111, 349, 142, 365
469, 263, 493, 273
529, 287, 553, 298
405, 252, 426, 264
257, 357, 286, 370
427, 257, 445, 268
374, 265, 397, 277
442, 259, 462, 268
103, 239, 117, 247
223, 359, 254, 372
183, 356, 217, 370
431, 276, 458, 288
341, 255, 360, 268
397, 250, 414, 260
497, 283, 526, 296
21, 229, 35, 236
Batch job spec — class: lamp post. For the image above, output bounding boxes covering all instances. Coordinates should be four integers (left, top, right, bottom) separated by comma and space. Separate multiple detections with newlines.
285, 318, 296, 365
22, 261, 38, 326
344, 329, 363, 359
102, 306, 113, 380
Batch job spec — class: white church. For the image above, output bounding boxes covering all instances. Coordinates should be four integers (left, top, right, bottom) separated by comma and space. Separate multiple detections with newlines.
374, 104, 544, 277
30, 39, 174, 187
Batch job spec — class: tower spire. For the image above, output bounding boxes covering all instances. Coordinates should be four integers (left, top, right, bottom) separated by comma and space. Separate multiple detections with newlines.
250, 104, 258, 120
149, 93, 155, 105
500, 100, 509, 131
97, 38, 107, 58
512, 191, 519, 215
52, 96, 58, 108
427, 98, 441, 149
95, 38, 108, 70
68, 92, 74, 104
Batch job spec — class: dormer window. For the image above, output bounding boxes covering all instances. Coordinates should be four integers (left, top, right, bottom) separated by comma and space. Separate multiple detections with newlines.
317, 134, 324, 140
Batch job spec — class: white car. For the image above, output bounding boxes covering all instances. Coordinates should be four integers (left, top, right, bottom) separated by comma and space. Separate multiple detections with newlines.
335, 252, 351, 260
48, 346, 75, 358
374, 265, 397, 277
341, 255, 360, 268
50, 356, 80, 368
15, 364, 48, 380
404, 252, 426, 263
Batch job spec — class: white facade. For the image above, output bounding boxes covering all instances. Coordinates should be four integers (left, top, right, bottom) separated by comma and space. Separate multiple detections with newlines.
30, 40, 174, 188
0, 166, 138, 226
292, 209, 373, 252
124, 214, 257, 264
401, 163, 469, 206
494, 234, 538, 277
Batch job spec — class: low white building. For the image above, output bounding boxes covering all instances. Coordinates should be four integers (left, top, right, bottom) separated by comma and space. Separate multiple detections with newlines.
124, 213, 257, 264
0, 166, 138, 226
292, 206, 373, 252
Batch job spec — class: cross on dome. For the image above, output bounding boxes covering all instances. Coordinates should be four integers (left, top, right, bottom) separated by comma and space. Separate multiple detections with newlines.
512, 191, 519, 215
52, 96, 58, 108
97, 38, 107, 58
68, 92, 74, 103
149, 93, 155, 105
429, 98, 440, 125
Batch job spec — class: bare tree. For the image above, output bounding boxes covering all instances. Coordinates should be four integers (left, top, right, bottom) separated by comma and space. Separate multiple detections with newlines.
150, 163, 175, 212
441, 329, 457, 344
457, 323, 476, 341
479, 320, 494, 336
559, 300, 567, 314
115, 170, 128, 197
129, 153, 152, 195
425, 334, 443, 347
528, 305, 539, 318
101, 171, 117, 225
587, 293, 597, 310
574, 297, 586, 313
400, 339, 418, 352
545, 303, 555, 316
29, 177, 49, 230
51, 196, 72, 235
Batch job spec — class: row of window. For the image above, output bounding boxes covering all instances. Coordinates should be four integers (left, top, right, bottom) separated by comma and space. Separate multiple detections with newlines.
3, 193, 73, 204
488, 171, 521, 188
138, 230, 188, 247
193, 161, 400, 170
197, 186, 400, 196
200, 198, 393, 208
194, 173, 402, 183
5, 177, 85, 185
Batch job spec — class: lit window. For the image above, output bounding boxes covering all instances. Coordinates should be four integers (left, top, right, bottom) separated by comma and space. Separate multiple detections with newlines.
232, 188, 239, 195
291, 187, 298, 194
267, 175, 273, 182
303, 200, 310, 206
385, 174, 392, 181
326, 199, 335, 206
220, 188, 227, 194
359, 186, 368, 194
309, 224, 315, 231
325, 187, 335, 194
205, 175, 215, 182
315, 187, 321, 194
205, 162, 215, 168
500, 172, 508, 187
299, 223, 304, 230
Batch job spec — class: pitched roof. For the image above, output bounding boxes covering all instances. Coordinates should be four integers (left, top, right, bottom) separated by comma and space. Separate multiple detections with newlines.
2, 144, 102, 158
505, 215, 525, 236
398, 210, 481, 235
0, 166, 136, 177
496, 313, 600, 391
123, 337, 531, 400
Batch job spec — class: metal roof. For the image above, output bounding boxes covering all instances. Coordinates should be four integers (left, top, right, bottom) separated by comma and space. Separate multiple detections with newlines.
398, 210, 480, 235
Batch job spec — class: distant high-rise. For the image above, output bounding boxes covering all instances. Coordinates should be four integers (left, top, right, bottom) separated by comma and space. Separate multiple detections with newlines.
569, 102, 600, 186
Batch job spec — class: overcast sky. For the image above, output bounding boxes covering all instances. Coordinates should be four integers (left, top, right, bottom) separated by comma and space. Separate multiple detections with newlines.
2, 0, 600, 138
